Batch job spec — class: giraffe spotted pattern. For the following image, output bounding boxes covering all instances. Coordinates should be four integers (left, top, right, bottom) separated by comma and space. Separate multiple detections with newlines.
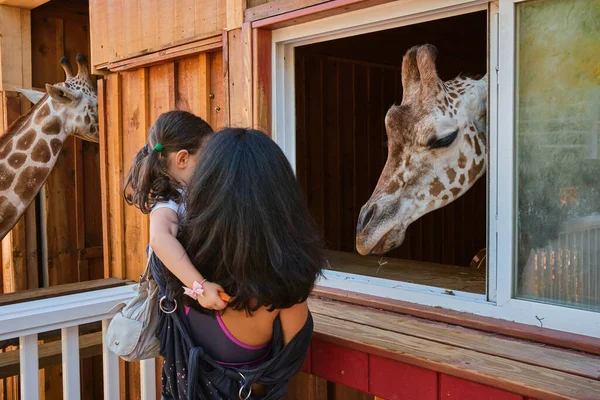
0, 54, 98, 241
357, 44, 487, 256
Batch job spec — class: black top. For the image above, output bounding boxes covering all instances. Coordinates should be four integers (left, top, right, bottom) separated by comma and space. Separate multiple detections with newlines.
185, 306, 272, 367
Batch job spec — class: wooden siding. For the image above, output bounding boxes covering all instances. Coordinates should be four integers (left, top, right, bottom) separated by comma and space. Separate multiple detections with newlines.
30, 0, 104, 287
246, 0, 404, 28
0, 5, 31, 92
246, 0, 329, 21
89, 0, 227, 69
99, 52, 225, 398
101, 53, 226, 279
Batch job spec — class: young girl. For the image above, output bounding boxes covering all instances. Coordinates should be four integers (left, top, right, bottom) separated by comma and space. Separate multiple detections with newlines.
159, 128, 325, 399
123, 110, 228, 311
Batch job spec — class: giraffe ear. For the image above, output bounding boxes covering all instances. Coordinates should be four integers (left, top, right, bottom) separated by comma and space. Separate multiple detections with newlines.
401, 46, 421, 103
415, 44, 441, 99
16, 88, 45, 105
45, 84, 79, 104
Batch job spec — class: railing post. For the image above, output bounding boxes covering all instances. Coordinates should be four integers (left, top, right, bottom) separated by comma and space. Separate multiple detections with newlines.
102, 320, 120, 400
140, 358, 157, 400
19, 334, 39, 400
62, 326, 81, 399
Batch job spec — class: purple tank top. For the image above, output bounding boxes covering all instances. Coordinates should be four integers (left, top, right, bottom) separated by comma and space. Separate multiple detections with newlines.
185, 306, 271, 367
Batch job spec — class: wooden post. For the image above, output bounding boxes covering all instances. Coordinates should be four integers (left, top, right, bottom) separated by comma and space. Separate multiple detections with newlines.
198, 54, 212, 124
252, 28, 272, 135
105, 73, 125, 280
228, 22, 253, 128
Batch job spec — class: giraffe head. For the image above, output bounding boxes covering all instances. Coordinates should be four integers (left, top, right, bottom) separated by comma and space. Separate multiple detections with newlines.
356, 45, 487, 256
44, 54, 99, 143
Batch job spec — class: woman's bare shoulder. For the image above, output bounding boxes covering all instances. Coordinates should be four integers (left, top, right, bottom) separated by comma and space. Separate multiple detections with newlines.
279, 302, 309, 345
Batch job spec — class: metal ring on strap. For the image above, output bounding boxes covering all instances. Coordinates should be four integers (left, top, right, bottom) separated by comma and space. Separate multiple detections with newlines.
159, 296, 177, 314
238, 372, 252, 400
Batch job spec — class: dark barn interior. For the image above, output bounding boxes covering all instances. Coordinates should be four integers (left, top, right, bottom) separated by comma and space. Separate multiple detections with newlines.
295, 11, 488, 270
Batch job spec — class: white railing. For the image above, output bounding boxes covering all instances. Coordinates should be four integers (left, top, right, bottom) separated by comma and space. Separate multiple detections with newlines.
0, 285, 156, 400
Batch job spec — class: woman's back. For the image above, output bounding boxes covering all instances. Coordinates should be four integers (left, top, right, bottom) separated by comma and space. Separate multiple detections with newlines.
185, 306, 276, 365
217, 302, 309, 348
186, 299, 310, 367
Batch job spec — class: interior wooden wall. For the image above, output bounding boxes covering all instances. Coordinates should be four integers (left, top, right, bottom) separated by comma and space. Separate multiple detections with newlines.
0, 4, 34, 296
1, 1, 105, 399
295, 11, 488, 267
32, 0, 105, 289
99, 51, 225, 400
89, 0, 227, 68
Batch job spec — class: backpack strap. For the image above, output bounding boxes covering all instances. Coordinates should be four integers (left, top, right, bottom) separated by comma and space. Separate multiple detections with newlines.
139, 248, 154, 283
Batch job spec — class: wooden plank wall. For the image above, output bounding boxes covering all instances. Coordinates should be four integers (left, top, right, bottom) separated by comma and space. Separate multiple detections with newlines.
32, 0, 105, 290
245, 0, 331, 21
0, 3, 34, 296
89, 0, 227, 68
99, 52, 225, 399
0, 1, 104, 399
0, 5, 32, 92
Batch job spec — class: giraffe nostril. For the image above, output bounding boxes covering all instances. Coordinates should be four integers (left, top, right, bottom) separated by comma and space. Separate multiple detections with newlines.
358, 204, 377, 233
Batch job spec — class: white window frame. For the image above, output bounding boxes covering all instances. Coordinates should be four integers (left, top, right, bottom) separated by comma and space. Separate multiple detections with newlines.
271, 0, 600, 337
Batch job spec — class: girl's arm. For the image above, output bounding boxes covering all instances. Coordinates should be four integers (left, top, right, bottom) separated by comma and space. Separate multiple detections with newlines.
279, 301, 309, 346
150, 208, 227, 309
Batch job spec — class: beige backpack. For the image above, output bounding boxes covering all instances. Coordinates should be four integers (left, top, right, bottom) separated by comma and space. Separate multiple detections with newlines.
105, 251, 161, 361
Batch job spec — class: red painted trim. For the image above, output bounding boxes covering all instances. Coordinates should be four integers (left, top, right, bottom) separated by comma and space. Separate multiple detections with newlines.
311, 287, 600, 355
369, 355, 437, 400
310, 332, 590, 400
311, 338, 368, 392
251, 0, 396, 29
439, 375, 524, 400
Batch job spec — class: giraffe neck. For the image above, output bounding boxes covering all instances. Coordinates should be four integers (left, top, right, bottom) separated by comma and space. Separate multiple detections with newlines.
0, 95, 68, 239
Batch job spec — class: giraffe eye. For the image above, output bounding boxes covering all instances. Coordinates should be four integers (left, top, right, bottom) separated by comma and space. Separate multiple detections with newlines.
428, 129, 458, 149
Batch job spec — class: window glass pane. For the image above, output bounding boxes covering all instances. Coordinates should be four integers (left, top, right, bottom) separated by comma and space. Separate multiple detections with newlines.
515, 0, 600, 311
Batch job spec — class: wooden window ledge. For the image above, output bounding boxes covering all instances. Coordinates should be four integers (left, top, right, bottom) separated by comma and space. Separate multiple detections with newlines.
306, 297, 600, 399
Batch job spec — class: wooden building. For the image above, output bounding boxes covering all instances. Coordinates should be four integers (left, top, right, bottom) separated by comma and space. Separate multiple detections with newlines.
0, 0, 599, 399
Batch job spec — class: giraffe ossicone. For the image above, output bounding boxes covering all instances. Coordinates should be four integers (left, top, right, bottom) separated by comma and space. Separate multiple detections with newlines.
356, 44, 488, 256
0, 54, 98, 240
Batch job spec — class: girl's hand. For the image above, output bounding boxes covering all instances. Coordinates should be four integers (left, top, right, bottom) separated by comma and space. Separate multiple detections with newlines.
198, 281, 228, 310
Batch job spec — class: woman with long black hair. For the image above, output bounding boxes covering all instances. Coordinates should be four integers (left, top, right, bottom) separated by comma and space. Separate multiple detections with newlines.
155, 128, 325, 399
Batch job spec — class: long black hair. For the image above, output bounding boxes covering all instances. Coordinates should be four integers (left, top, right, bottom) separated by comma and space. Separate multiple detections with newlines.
123, 110, 213, 213
181, 128, 325, 314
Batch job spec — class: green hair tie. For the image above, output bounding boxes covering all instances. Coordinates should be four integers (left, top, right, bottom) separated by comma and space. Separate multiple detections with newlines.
154, 143, 164, 152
